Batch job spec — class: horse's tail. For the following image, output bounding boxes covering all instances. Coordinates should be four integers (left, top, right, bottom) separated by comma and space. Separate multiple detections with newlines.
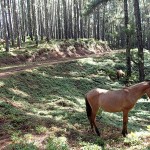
85, 95, 100, 136
85, 95, 92, 118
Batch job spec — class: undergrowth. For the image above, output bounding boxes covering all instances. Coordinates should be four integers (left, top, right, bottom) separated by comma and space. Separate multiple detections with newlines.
0, 38, 110, 67
0, 49, 150, 149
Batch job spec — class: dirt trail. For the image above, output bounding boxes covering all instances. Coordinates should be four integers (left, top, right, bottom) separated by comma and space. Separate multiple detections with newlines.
0, 50, 125, 79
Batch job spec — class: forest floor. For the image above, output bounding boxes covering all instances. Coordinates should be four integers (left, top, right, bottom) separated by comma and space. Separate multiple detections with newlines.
0, 41, 150, 150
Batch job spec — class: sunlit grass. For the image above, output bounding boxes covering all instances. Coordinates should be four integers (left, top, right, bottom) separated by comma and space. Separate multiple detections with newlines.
0, 81, 5, 87
0, 50, 150, 149
9, 88, 31, 98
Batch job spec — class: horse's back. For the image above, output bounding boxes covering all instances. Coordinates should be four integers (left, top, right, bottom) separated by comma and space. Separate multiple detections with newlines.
86, 88, 108, 99
86, 88, 128, 112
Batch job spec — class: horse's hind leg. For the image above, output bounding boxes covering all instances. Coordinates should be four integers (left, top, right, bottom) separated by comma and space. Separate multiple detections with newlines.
91, 111, 100, 136
88, 116, 94, 132
122, 110, 129, 137
85, 96, 100, 136
85, 98, 94, 131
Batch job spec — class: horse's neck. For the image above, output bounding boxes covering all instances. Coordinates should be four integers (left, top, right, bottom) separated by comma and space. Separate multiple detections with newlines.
129, 83, 149, 103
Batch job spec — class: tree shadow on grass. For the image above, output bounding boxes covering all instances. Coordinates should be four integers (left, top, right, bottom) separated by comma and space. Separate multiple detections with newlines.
0, 60, 118, 106
0, 86, 125, 149
0, 60, 150, 149
0, 96, 149, 149
0, 98, 108, 149
0, 100, 79, 140
0, 65, 106, 106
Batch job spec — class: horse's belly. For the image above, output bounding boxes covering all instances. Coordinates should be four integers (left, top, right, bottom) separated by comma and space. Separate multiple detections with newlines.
102, 107, 122, 112
99, 93, 125, 112
101, 103, 123, 112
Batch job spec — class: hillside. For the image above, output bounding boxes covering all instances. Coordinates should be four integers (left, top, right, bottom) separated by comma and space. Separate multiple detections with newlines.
0, 48, 150, 150
0, 39, 111, 66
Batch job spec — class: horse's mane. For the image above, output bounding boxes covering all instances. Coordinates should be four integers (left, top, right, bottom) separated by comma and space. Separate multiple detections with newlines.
123, 81, 150, 90
145, 80, 150, 84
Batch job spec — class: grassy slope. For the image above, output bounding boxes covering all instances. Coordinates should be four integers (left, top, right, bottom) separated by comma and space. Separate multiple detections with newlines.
0, 38, 110, 68
0, 50, 150, 150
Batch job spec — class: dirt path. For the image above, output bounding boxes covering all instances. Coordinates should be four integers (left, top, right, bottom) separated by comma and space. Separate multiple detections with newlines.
0, 50, 125, 79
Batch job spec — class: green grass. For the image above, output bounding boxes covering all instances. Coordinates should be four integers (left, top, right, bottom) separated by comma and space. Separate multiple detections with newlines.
46, 136, 69, 150
0, 50, 150, 149
5, 143, 38, 150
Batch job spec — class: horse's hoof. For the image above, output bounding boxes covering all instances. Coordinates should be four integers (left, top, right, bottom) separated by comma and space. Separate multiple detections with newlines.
95, 129, 101, 136
122, 130, 128, 137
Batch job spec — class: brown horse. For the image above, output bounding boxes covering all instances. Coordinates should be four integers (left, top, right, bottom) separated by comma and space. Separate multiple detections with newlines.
116, 69, 125, 80
85, 81, 150, 137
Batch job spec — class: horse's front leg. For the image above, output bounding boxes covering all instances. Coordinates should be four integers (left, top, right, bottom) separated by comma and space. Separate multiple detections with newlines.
122, 110, 129, 137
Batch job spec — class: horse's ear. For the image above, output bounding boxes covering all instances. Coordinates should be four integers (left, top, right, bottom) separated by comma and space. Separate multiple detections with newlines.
144, 80, 150, 86
147, 80, 150, 86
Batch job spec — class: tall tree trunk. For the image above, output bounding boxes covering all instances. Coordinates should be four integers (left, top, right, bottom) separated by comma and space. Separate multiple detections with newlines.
68, 0, 73, 38
62, 0, 68, 39
74, 0, 77, 40
32, 0, 39, 45
39, 4, 44, 40
13, 0, 21, 48
87, 18, 90, 38
97, 7, 100, 40
142, 0, 150, 50
101, 5, 106, 41
79, 0, 83, 38
44, 0, 50, 42
57, 0, 62, 39
124, 0, 131, 79
133, 0, 145, 81
27, 0, 33, 41
4, 0, 10, 40
76, 1, 80, 38
1, 0, 9, 52
20, 0, 26, 42
93, 12, 97, 39
50, 0, 55, 39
